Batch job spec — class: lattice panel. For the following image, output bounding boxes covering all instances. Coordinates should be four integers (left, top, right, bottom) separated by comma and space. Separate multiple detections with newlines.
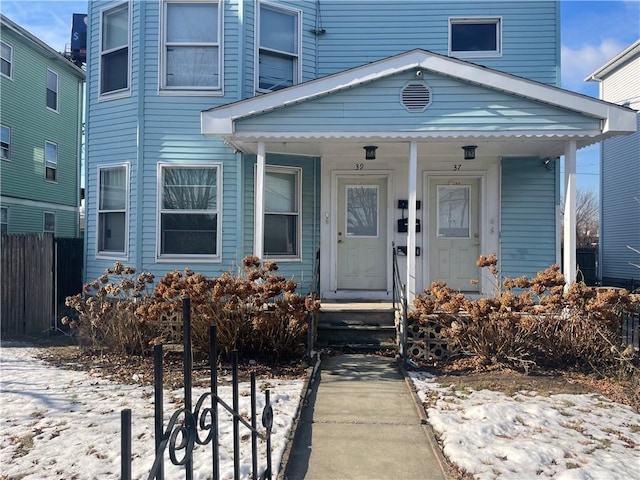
406, 316, 458, 361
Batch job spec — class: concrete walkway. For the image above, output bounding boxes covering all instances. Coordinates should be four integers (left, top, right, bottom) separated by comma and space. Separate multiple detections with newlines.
282, 354, 450, 480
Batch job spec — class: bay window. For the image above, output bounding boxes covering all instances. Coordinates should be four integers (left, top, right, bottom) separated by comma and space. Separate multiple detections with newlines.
162, 1, 221, 90
158, 164, 221, 258
100, 2, 129, 95
98, 164, 128, 255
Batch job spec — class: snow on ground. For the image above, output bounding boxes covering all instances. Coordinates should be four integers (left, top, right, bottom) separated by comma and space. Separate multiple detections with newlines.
410, 371, 640, 480
0, 342, 304, 480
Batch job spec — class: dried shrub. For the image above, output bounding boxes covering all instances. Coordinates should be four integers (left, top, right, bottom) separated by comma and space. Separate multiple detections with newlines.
413, 254, 636, 374
63, 263, 156, 355
65, 258, 320, 362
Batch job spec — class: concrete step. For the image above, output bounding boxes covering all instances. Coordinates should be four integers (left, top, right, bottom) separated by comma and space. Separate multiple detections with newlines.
315, 304, 398, 350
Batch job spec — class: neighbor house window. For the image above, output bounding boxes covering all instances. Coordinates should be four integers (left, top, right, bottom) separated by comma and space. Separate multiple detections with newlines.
44, 212, 56, 234
1, 207, 8, 234
45, 141, 57, 181
162, 0, 221, 90
449, 18, 501, 57
1, 41, 12, 78
98, 164, 128, 255
258, 3, 299, 92
264, 167, 300, 257
47, 69, 58, 111
1, 125, 10, 160
100, 2, 129, 95
158, 164, 220, 258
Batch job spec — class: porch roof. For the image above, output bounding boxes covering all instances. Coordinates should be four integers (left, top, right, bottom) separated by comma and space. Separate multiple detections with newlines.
201, 49, 636, 158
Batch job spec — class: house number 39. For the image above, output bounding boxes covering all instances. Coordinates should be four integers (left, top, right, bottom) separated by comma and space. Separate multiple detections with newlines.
355, 163, 365, 170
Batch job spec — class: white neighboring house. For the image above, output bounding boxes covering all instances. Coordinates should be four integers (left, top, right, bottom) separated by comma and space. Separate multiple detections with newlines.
587, 40, 640, 290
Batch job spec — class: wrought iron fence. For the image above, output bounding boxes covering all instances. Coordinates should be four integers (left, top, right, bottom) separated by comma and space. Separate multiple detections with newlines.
622, 309, 639, 350
392, 242, 408, 361
120, 297, 273, 480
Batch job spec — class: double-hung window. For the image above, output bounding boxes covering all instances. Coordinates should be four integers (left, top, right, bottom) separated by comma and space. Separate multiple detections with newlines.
98, 164, 128, 255
44, 212, 56, 234
47, 69, 59, 111
1, 207, 8, 235
264, 167, 300, 258
158, 164, 221, 259
449, 17, 502, 57
258, 3, 300, 92
100, 2, 129, 95
1, 41, 12, 78
162, 0, 221, 90
45, 141, 57, 181
1, 125, 10, 160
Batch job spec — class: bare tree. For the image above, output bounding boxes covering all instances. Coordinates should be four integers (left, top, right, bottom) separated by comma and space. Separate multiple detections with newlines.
561, 189, 599, 246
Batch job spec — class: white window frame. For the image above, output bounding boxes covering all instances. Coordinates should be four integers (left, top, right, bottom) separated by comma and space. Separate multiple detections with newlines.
449, 17, 502, 58
1, 206, 8, 235
46, 69, 59, 112
1, 41, 13, 79
1, 125, 10, 160
99, 1, 131, 99
156, 162, 222, 262
44, 211, 56, 234
97, 163, 129, 258
45, 141, 58, 182
160, 0, 223, 94
263, 165, 302, 260
256, 2, 301, 93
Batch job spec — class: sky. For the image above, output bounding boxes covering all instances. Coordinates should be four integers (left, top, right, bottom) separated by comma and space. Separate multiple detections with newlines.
2, 342, 640, 479
1, 0, 639, 194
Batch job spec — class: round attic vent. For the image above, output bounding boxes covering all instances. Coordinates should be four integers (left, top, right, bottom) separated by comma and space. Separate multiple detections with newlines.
401, 82, 431, 112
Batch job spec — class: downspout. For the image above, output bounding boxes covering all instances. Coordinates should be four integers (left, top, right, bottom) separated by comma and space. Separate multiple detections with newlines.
135, 1, 146, 271
238, 0, 244, 100
76, 79, 83, 239
236, 0, 245, 263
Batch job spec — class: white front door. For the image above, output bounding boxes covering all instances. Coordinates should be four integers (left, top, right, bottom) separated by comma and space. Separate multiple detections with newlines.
428, 177, 480, 292
336, 176, 387, 290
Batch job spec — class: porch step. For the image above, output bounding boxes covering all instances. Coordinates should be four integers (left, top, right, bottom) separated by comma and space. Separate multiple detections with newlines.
315, 302, 398, 351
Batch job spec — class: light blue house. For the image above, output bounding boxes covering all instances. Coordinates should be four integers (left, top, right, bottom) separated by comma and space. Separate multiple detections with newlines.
587, 40, 640, 291
84, 0, 636, 303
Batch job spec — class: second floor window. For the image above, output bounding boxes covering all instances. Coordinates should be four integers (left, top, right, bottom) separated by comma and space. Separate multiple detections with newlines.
45, 141, 57, 181
163, 1, 221, 90
100, 2, 129, 95
47, 69, 59, 111
44, 212, 56, 234
1, 41, 12, 78
449, 18, 502, 57
98, 164, 128, 255
1, 125, 10, 160
258, 4, 299, 92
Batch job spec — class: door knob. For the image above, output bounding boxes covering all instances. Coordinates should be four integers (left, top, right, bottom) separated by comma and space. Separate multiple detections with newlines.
338, 239, 343, 243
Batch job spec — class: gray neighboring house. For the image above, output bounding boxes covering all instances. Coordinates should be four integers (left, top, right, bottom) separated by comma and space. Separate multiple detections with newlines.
587, 40, 640, 290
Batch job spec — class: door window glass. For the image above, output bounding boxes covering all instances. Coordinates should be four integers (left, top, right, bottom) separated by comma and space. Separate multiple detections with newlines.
437, 185, 469, 237
346, 185, 378, 237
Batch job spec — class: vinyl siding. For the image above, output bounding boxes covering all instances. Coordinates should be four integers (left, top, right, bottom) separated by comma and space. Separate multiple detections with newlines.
0, 23, 83, 237
600, 113, 640, 282
236, 70, 600, 133
1, 201, 78, 237
312, 1, 559, 85
500, 157, 558, 280
599, 56, 640, 109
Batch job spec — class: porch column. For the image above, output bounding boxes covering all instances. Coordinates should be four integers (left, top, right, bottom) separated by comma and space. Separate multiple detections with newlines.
563, 140, 577, 284
406, 141, 418, 304
254, 141, 266, 259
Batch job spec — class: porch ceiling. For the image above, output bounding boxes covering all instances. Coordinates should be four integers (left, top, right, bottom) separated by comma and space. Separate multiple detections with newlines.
222, 132, 602, 160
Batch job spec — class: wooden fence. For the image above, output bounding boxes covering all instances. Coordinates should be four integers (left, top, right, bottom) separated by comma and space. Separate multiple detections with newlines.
1, 234, 83, 335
